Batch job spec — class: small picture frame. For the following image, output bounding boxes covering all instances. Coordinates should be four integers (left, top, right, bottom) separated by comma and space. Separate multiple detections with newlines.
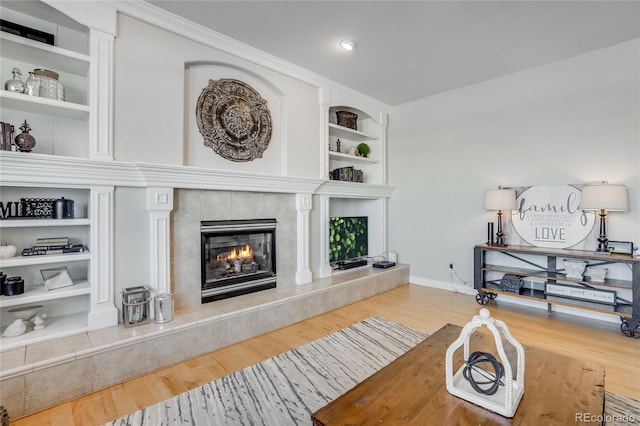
40, 266, 74, 290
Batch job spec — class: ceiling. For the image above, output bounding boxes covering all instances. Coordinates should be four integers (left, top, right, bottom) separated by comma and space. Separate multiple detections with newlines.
148, 1, 640, 106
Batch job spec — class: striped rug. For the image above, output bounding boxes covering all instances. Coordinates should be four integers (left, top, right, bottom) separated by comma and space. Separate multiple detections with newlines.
106, 317, 639, 425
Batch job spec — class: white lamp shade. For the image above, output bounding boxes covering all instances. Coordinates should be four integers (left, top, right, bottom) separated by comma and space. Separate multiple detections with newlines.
484, 188, 517, 211
579, 184, 628, 211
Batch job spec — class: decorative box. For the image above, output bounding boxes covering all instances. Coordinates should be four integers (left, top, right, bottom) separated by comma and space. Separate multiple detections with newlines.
500, 274, 523, 294
20, 198, 54, 218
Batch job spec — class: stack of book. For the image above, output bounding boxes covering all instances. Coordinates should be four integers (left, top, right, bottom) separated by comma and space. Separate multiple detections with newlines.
329, 166, 364, 183
22, 237, 86, 256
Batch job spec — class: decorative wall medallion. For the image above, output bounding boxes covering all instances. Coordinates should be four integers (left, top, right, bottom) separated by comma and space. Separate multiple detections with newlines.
196, 79, 272, 162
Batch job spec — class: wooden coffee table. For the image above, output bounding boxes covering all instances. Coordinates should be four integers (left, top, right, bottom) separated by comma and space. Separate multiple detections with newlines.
311, 323, 605, 425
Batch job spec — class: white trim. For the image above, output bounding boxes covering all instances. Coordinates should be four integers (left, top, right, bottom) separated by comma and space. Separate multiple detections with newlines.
135, 162, 323, 194
316, 181, 395, 198
0, 152, 394, 197
295, 194, 313, 284
318, 195, 332, 278
88, 185, 118, 330
146, 187, 174, 295
90, 29, 114, 160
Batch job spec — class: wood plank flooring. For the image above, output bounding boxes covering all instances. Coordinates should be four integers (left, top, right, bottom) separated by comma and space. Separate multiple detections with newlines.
12, 284, 640, 425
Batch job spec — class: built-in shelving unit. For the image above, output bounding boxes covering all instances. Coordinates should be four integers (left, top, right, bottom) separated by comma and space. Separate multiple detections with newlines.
327, 107, 383, 185
0, 1, 119, 348
0, 186, 92, 348
0, 1, 90, 157
316, 91, 393, 278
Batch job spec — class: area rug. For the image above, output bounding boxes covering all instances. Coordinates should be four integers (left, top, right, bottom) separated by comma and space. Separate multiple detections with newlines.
106, 316, 639, 425
106, 316, 426, 425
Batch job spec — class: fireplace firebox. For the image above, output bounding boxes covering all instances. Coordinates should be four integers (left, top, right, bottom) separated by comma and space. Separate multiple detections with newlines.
201, 219, 276, 303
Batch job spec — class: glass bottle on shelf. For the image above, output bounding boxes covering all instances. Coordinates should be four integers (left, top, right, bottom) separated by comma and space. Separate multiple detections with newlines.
4, 67, 26, 93
26, 72, 41, 96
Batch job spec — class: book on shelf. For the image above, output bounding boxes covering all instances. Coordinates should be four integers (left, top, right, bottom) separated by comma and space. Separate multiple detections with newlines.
22, 244, 86, 256
35, 237, 70, 245
30, 244, 74, 250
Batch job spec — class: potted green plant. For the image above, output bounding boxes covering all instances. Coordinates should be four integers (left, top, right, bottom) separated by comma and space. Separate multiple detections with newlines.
357, 143, 370, 157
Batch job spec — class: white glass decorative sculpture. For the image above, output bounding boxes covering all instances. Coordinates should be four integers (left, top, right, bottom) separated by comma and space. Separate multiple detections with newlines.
445, 308, 525, 418
585, 266, 607, 283
563, 259, 587, 280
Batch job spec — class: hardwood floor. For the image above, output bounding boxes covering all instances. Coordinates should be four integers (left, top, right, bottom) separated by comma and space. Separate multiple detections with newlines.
12, 284, 640, 425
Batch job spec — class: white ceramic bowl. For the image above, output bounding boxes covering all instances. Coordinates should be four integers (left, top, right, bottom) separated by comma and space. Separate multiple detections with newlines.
8, 305, 43, 321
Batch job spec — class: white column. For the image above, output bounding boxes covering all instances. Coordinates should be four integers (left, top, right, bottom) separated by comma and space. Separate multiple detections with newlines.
88, 185, 118, 329
146, 187, 174, 294
90, 28, 114, 160
295, 193, 313, 284
318, 194, 333, 278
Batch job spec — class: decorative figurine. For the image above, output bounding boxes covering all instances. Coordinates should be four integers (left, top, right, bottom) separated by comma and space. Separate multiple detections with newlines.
336, 138, 341, 153
33, 313, 47, 330
14, 120, 36, 152
4, 67, 26, 93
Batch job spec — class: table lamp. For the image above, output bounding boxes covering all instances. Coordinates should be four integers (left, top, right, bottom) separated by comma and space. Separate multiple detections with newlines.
579, 182, 628, 253
484, 186, 517, 247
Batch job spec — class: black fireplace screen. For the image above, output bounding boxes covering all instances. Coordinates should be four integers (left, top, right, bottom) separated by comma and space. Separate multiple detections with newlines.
201, 219, 276, 302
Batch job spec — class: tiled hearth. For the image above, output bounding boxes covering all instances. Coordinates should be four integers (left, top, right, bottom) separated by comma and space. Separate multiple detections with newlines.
0, 264, 409, 419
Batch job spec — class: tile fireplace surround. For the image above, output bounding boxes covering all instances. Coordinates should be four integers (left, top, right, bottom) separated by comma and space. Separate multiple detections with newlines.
0, 264, 408, 418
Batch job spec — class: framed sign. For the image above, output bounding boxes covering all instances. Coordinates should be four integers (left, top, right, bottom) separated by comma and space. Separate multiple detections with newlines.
510, 185, 596, 249
545, 283, 616, 305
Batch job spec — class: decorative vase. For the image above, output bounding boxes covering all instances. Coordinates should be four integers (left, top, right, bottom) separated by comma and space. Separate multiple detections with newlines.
25, 72, 40, 96
4, 67, 25, 93
14, 120, 36, 152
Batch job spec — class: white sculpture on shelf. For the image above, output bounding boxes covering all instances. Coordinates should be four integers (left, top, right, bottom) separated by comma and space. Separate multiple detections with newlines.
33, 313, 47, 330
445, 308, 525, 418
1, 319, 27, 337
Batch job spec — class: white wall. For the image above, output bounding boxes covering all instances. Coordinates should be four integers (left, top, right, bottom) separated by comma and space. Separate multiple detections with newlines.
113, 14, 321, 179
388, 39, 640, 289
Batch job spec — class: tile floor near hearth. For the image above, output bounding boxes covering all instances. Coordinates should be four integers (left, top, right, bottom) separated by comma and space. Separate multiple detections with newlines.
0, 264, 409, 418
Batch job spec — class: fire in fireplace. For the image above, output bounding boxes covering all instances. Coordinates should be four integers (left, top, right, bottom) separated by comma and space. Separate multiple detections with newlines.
201, 219, 276, 303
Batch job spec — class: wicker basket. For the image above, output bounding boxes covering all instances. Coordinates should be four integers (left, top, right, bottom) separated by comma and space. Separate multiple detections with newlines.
336, 111, 358, 130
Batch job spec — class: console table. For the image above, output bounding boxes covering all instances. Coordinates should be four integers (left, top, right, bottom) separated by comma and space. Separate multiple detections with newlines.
473, 244, 640, 338
311, 324, 605, 425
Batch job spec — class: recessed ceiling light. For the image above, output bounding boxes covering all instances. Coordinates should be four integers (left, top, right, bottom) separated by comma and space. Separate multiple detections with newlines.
339, 40, 356, 51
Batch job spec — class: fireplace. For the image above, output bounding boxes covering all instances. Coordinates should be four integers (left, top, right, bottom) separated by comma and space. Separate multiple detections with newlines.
201, 219, 276, 303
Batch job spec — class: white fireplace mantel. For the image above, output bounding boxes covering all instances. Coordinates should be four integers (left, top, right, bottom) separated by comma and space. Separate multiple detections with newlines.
1, 152, 395, 298
0, 152, 325, 194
